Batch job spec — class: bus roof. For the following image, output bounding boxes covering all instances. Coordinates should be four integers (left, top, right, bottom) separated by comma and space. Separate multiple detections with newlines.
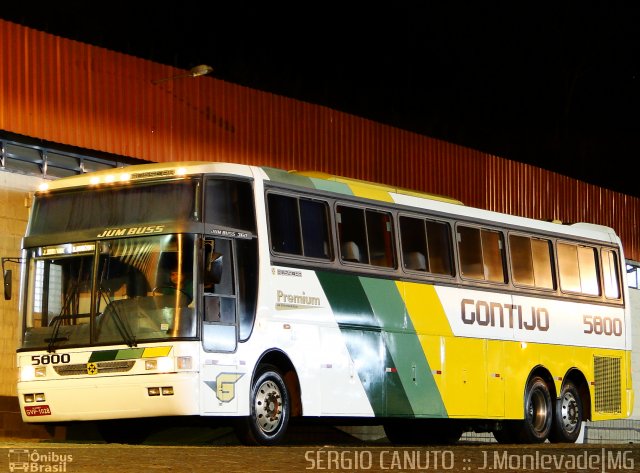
35, 160, 620, 246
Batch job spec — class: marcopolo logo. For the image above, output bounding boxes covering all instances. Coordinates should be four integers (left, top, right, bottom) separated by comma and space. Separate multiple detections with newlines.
8, 449, 73, 472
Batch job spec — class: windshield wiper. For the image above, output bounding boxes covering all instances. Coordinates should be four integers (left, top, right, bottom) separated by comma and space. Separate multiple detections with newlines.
47, 280, 80, 353
104, 300, 137, 348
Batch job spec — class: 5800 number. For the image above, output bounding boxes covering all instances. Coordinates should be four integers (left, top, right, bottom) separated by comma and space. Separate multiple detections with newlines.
31, 354, 71, 365
583, 315, 623, 336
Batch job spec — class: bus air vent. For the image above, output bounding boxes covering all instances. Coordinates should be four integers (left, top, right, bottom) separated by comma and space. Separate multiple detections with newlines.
53, 360, 136, 376
593, 356, 622, 414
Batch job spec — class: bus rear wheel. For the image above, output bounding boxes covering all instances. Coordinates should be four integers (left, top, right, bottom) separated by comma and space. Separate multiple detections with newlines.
234, 364, 290, 446
515, 376, 553, 443
548, 382, 583, 443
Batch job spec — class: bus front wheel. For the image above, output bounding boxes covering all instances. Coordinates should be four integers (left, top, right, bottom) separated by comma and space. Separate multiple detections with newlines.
548, 382, 583, 443
515, 376, 553, 443
234, 364, 290, 446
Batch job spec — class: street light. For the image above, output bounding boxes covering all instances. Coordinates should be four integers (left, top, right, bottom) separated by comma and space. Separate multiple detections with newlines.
152, 64, 213, 84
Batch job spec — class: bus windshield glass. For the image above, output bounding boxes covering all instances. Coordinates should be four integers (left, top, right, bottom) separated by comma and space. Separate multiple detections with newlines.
22, 234, 196, 350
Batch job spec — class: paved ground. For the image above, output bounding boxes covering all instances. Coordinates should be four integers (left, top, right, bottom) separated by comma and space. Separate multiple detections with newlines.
1, 422, 639, 473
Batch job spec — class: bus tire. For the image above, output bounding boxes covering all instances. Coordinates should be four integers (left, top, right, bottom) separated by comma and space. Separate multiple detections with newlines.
234, 364, 290, 446
515, 376, 553, 443
548, 381, 583, 443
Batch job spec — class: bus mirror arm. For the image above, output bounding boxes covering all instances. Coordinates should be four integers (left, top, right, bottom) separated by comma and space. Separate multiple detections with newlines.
1, 257, 24, 301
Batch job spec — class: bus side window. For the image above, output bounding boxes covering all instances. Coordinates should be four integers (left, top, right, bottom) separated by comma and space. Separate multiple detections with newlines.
337, 205, 369, 264
457, 225, 506, 283
558, 242, 601, 296
602, 249, 621, 300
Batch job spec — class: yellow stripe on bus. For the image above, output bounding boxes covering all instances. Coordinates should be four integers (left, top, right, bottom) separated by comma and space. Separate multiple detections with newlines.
142, 346, 172, 358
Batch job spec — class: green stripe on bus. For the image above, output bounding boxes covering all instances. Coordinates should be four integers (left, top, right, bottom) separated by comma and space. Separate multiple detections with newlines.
308, 177, 353, 195
261, 167, 316, 189
88, 347, 161, 362
360, 278, 448, 418
89, 350, 120, 362
317, 271, 385, 415
317, 271, 441, 417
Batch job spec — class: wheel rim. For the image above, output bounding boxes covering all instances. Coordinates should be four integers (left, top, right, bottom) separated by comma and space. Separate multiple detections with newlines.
559, 391, 579, 434
254, 379, 283, 434
528, 389, 549, 433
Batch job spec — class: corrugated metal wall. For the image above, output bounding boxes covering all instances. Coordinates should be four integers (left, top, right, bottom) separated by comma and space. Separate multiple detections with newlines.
1, 18, 639, 261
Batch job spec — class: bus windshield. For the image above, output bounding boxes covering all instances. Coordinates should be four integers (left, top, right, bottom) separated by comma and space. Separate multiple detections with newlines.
22, 234, 196, 350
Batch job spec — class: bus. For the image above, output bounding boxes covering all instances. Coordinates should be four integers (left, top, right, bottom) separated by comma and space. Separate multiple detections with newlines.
8, 161, 633, 445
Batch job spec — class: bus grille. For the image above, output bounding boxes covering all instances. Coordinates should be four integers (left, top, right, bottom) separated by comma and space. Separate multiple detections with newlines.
594, 356, 622, 414
53, 360, 136, 376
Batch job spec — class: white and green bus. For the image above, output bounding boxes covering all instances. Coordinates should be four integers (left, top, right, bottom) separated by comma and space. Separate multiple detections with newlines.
9, 161, 633, 445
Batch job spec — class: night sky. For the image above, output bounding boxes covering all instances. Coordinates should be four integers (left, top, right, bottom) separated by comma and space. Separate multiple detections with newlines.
2, 2, 640, 197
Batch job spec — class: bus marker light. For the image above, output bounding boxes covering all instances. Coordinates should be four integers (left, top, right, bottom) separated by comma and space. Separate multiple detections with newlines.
147, 387, 161, 396
35, 393, 46, 402
177, 356, 192, 370
145, 360, 157, 370
161, 387, 174, 396
89, 176, 100, 185
35, 367, 47, 378
38, 183, 49, 191
24, 394, 35, 403
520, 342, 528, 349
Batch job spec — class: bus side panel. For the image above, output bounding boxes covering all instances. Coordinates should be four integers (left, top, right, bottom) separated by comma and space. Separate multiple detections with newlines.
316, 272, 448, 418
266, 266, 376, 417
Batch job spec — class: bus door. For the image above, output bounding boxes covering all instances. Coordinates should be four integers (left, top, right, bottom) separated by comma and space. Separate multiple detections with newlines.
200, 237, 241, 414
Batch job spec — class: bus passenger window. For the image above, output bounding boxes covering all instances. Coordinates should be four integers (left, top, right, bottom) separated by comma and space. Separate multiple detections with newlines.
482, 229, 506, 283
299, 198, 331, 259
578, 246, 600, 295
400, 216, 453, 275
425, 220, 453, 275
337, 206, 369, 264
558, 242, 601, 296
602, 249, 621, 299
267, 194, 302, 255
458, 225, 506, 283
510, 235, 555, 289
267, 193, 332, 260
531, 238, 555, 289
510, 234, 534, 286
457, 226, 484, 279
400, 216, 428, 271
366, 210, 395, 268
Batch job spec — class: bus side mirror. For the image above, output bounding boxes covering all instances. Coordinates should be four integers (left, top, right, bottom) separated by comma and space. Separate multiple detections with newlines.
3, 269, 11, 301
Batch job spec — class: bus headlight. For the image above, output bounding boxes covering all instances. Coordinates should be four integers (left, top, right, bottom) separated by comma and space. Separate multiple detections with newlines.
145, 357, 173, 372
20, 366, 35, 381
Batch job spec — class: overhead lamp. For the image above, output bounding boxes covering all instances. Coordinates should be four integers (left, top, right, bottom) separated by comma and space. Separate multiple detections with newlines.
152, 64, 214, 84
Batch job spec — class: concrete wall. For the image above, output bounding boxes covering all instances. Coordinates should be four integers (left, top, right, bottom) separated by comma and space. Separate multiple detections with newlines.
0, 170, 43, 397
629, 288, 640, 420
